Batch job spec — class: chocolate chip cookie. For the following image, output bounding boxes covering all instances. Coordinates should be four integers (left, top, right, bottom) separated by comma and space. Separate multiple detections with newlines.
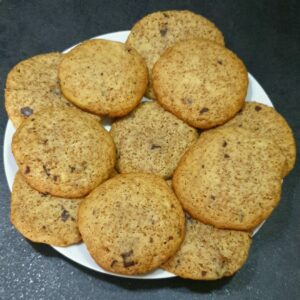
59, 39, 148, 117
162, 215, 252, 280
5, 53, 75, 128
111, 102, 198, 179
78, 174, 185, 275
221, 101, 296, 176
11, 172, 82, 246
152, 39, 248, 129
12, 107, 116, 198
173, 127, 285, 230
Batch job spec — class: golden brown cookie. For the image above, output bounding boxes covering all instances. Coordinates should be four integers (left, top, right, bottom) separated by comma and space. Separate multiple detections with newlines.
173, 127, 285, 230
12, 107, 116, 198
221, 101, 296, 176
78, 174, 185, 275
153, 39, 248, 129
162, 215, 252, 280
59, 39, 148, 117
111, 102, 198, 179
11, 172, 82, 247
126, 10, 225, 99
5, 53, 77, 128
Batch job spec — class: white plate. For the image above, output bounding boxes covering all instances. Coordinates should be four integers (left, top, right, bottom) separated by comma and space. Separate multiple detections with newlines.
4, 30, 271, 279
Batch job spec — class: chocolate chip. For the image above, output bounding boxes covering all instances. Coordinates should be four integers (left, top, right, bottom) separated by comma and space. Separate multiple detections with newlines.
202, 165, 205, 168
223, 141, 227, 147
217, 60, 223, 65
255, 105, 262, 111
224, 154, 230, 158
123, 260, 136, 268
151, 144, 161, 150
100, 72, 103, 76
20, 106, 33, 117
24, 166, 30, 174
121, 250, 135, 268
168, 236, 174, 241
43, 165, 51, 177
39, 192, 49, 197
160, 27, 168, 37
69, 166, 76, 173
201, 271, 207, 276
200, 107, 209, 114
121, 250, 133, 259
61, 209, 70, 222
110, 260, 117, 268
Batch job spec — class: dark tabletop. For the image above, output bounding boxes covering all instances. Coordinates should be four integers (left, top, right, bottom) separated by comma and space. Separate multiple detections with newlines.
0, 0, 299, 299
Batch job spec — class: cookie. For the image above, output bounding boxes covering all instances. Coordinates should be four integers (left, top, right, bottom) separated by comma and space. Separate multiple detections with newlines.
173, 127, 285, 230
162, 215, 252, 280
5, 53, 78, 128
12, 107, 116, 198
126, 10, 225, 99
59, 39, 148, 117
152, 39, 248, 129
111, 102, 198, 179
11, 172, 82, 247
221, 101, 296, 176
78, 174, 185, 275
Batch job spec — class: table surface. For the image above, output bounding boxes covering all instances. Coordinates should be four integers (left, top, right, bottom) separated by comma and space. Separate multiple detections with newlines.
0, 0, 299, 299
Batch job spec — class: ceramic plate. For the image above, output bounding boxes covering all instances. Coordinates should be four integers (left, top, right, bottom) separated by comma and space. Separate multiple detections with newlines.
4, 31, 271, 279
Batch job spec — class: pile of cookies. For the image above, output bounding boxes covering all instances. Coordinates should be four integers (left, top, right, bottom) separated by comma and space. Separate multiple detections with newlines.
6, 10, 296, 280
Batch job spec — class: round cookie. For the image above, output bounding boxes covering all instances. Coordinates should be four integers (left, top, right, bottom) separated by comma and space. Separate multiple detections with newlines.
78, 174, 185, 275
162, 215, 252, 280
59, 39, 148, 117
221, 101, 296, 176
12, 107, 116, 198
111, 102, 198, 179
126, 10, 225, 99
173, 127, 285, 230
11, 172, 82, 247
152, 39, 248, 129
5, 53, 77, 128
